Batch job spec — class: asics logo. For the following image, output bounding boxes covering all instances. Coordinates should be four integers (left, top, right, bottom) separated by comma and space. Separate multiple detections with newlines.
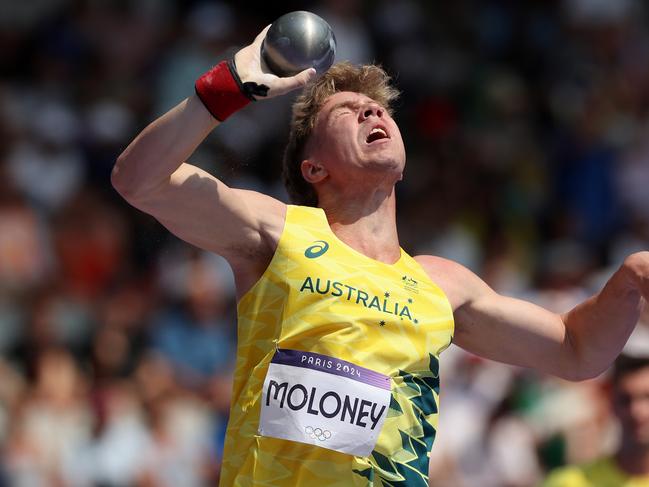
305, 240, 329, 259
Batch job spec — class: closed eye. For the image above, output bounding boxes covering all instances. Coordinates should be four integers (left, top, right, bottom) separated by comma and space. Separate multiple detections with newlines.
331, 101, 362, 117
332, 108, 353, 118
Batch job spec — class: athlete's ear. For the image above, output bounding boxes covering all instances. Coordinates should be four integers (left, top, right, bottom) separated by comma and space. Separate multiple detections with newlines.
301, 159, 328, 184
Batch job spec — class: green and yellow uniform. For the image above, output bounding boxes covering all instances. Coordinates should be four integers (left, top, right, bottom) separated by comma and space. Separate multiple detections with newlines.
542, 458, 649, 487
219, 205, 454, 486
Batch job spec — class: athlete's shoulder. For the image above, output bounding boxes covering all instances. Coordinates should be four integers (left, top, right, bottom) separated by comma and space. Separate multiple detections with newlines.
413, 255, 465, 275
413, 255, 491, 312
229, 188, 287, 247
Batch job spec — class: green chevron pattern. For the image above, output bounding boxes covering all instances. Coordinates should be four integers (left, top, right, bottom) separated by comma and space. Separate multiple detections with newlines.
354, 354, 440, 486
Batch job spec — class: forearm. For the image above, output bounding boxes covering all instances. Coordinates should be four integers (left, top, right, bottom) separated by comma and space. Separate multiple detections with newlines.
563, 255, 646, 379
112, 95, 219, 199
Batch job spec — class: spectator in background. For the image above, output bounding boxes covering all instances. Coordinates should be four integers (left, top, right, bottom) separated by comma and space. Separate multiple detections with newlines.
4, 347, 92, 486
150, 247, 235, 389
542, 353, 649, 487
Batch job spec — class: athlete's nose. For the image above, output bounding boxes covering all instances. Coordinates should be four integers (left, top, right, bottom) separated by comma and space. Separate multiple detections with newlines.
359, 104, 384, 121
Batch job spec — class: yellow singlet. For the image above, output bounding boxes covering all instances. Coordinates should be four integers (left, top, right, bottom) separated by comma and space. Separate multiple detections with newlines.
219, 205, 454, 486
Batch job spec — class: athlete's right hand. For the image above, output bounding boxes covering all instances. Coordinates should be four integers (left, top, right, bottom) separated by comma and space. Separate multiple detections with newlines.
234, 26, 317, 99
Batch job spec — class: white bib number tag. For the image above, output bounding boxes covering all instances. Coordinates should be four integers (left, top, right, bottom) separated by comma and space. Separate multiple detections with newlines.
258, 349, 391, 457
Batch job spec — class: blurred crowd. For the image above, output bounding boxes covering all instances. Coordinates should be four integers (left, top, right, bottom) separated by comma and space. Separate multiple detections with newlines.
1, 0, 649, 485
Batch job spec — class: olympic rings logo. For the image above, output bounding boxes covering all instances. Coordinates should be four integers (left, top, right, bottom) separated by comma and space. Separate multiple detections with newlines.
305, 426, 332, 441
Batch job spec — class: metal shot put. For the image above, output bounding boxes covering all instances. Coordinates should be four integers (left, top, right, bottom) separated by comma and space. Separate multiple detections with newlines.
261, 11, 336, 77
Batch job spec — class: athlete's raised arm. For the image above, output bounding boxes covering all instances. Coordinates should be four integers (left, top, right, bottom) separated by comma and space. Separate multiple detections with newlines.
416, 252, 649, 380
111, 27, 315, 280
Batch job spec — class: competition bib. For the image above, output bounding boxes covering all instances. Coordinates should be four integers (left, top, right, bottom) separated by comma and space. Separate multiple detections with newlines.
259, 349, 391, 457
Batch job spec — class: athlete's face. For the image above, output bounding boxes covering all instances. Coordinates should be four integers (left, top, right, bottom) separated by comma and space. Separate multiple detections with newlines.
304, 91, 406, 185
613, 365, 649, 448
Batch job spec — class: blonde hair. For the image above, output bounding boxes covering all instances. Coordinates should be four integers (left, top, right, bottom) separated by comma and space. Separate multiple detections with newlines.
282, 62, 400, 206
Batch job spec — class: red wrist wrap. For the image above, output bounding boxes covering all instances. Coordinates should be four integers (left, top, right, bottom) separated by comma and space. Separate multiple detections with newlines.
195, 61, 252, 121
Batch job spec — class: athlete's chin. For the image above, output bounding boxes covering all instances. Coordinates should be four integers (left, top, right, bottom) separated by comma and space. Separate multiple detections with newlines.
382, 162, 405, 179
364, 154, 404, 173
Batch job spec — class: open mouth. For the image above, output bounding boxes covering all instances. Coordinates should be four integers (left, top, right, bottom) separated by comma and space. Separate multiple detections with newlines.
366, 126, 389, 144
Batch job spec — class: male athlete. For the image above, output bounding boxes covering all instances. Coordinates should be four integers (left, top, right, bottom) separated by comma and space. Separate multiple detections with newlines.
112, 27, 649, 486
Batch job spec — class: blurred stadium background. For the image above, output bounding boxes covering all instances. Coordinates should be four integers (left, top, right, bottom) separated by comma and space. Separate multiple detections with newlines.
1, 0, 648, 485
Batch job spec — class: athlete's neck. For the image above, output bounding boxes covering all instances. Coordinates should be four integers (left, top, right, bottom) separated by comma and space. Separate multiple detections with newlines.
318, 186, 400, 264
